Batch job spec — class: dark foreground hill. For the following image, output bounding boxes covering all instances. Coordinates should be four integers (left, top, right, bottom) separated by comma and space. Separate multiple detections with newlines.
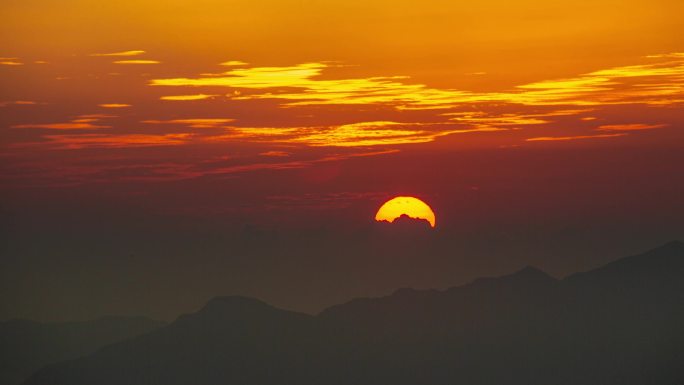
23, 241, 684, 385
0, 316, 164, 385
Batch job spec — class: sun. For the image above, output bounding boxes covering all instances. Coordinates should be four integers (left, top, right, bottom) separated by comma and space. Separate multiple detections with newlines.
375, 196, 436, 228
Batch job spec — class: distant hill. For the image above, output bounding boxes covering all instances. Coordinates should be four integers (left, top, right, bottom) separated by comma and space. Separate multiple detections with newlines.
0, 316, 164, 385
21, 241, 684, 385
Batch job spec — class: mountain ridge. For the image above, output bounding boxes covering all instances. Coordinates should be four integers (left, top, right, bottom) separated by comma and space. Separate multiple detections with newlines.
0, 316, 164, 385
20, 240, 684, 385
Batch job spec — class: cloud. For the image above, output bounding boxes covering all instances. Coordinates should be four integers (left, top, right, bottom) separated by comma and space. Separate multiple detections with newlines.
221, 122, 503, 147
99, 103, 131, 108
265, 192, 389, 210
90, 50, 146, 57
150, 53, 684, 109
11, 115, 112, 130
443, 109, 591, 130
151, 63, 464, 108
291, 121, 448, 147
510, 55, 684, 106
113, 60, 160, 64
0, 57, 23, 66
160, 94, 218, 101
645, 53, 684, 59
36, 133, 192, 149
12, 114, 116, 130
0, 100, 38, 107
4, 52, 680, 189
12, 123, 109, 130
260, 151, 291, 157
142, 118, 234, 128
526, 134, 627, 142
596, 123, 668, 131
190, 149, 399, 176
220, 61, 249, 66
75, 114, 117, 119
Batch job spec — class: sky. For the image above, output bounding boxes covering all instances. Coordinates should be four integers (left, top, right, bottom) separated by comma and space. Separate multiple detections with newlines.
1, 0, 683, 321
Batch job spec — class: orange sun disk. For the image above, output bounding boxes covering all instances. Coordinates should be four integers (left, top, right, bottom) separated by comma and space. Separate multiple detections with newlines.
375, 196, 436, 228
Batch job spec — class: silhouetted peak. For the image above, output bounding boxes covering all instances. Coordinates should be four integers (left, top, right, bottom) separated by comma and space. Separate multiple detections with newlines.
467, 265, 557, 291
198, 296, 275, 317
392, 287, 419, 295
390, 287, 440, 297
177, 296, 313, 331
651, 240, 684, 254
512, 265, 554, 280
91, 315, 162, 324
375, 214, 433, 232
497, 265, 554, 282
394, 213, 432, 226
636, 240, 684, 267
565, 240, 684, 286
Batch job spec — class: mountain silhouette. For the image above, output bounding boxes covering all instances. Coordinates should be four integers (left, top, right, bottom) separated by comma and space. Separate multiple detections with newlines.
21, 241, 684, 385
374, 213, 434, 232
0, 316, 163, 385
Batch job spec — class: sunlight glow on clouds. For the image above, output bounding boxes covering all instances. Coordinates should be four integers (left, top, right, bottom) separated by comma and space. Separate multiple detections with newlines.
596, 124, 668, 131
220, 61, 249, 66
2, 50, 682, 185
222, 122, 503, 147
150, 54, 684, 109
13, 122, 110, 130
99, 103, 131, 108
142, 118, 235, 128
260, 151, 290, 157
0, 100, 38, 107
160, 94, 218, 101
526, 134, 628, 142
443, 109, 593, 130
38, 133, 193, 149
0, 57, 23, 66
114, 60, 160, 65
291, 122, 459, 147
90, 50, 146, 57
0, 0, 680, 195
12, 115, 112, 130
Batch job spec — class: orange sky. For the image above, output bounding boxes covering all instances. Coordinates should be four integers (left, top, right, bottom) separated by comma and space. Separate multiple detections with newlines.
2, 0, 683, 183
1, 0, 684, 320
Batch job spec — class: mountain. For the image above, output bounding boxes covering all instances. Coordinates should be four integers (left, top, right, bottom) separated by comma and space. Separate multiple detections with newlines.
0, 316, 164, 385
21, 297, 339, 385
566, 240, 684, 297
21, 241, 684, 385
374, 213, 434, 231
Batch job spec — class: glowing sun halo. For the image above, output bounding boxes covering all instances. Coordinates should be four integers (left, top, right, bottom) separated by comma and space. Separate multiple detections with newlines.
375, 196, 436, 228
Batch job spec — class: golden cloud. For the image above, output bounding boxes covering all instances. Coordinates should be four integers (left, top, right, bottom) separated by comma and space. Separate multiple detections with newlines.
113, 59, 160, 64
596, 123, 668, 131
13, 122, 109, 130
90, 50, 146, 57
0, 57, 23, 66
221, 121, 503, 147
160, 94, 218, 101
220, 61, 249, 66
150, 54, 684, 109
0, 100, 38, 107
142, 118, 234, 128
526, 134, 627, 142
38, 133, 192, 149
259, 151, 291, 157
